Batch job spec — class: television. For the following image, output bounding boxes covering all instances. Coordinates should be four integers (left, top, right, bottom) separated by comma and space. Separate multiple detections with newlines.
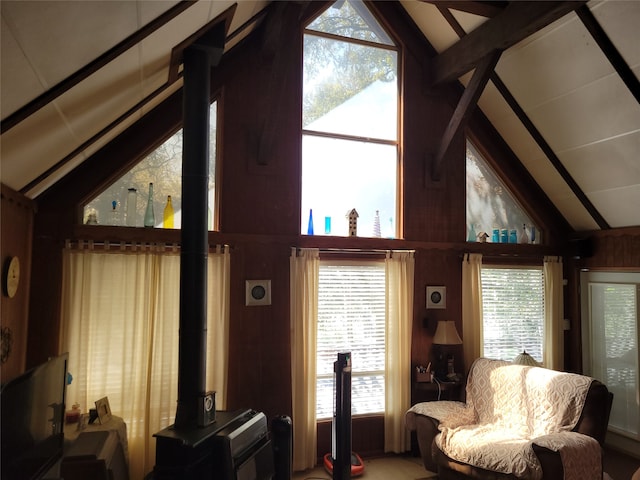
1, 353, 69, 480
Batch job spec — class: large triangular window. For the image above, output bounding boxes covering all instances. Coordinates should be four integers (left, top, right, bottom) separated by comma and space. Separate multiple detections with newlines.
466, 140, 539, 244
83, 102, 217, 230
302, 0, 399, 238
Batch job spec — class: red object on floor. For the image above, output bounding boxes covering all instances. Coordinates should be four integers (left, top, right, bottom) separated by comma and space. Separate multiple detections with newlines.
323, 452, 365, 477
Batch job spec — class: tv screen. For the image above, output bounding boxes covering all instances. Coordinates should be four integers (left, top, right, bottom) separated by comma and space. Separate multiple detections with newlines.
1, 353, 69, 480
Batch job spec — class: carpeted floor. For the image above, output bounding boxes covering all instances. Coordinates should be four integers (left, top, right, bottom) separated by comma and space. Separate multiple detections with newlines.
293, 454, 436, 480
292, 448, 640, 480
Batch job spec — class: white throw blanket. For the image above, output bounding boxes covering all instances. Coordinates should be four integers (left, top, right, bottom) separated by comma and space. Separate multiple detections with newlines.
407, 358, 602, 479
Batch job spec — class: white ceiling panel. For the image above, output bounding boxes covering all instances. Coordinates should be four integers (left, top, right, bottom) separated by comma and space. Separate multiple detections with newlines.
497, 14, 613, 111
560, 131, 640, 192
1, 1, 139, 90
549, 192, 601, 231
0, 102, 76, 191
399, 0, 456, 53
56, 48, 143, 141
0, 16, 44, 118
590, 0, 640, 68
139, 1, 181, 26
528, 72, 640, 153
589, 184, 640, 228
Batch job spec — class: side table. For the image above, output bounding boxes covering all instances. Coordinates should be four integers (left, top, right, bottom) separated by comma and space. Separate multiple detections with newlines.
413, 380, 463, 404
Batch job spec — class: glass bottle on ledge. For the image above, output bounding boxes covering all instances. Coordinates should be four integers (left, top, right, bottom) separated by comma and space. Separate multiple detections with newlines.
163, 195, 174, 229
144, 182, 155, 228
126, 188, 137, 226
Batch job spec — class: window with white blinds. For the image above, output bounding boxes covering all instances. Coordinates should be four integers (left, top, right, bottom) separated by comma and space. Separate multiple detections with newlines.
316, 261, 386, 419
581, 271, 640, 442
481, 266, 544, 363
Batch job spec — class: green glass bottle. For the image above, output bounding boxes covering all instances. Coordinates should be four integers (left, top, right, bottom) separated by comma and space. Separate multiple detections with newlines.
144, 183, 155, 228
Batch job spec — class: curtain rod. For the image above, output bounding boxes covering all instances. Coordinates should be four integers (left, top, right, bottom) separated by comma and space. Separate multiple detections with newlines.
64, 239, 232, 252
292, 247, 415, 256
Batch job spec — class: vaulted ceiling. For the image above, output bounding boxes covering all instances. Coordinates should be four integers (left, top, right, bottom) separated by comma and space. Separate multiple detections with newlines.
1, 1, 639, 231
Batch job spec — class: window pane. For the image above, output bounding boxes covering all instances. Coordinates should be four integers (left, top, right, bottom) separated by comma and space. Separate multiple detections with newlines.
302, 135, 396, 238
466, 141, 538, 244
303, 35, 397, 139
317, 262, 385, 419
481, 267, 544, 362
83, 102, 217, 229
586, 281, 639, 438
306, 0, 393, 45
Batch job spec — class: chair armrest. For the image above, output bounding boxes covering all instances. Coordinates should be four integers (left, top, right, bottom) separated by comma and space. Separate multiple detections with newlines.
405, 401, 467, 473
533, 432, 602, 480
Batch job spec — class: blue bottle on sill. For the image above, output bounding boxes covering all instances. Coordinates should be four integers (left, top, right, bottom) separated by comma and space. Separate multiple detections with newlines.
307, 209, 314, 235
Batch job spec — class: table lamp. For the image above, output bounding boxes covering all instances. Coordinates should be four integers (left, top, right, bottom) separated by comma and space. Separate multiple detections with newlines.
513, 350, 540, 367
433, 320, 462, 379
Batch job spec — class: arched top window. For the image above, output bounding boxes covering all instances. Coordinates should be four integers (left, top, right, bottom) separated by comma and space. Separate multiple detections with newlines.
302, 0, 399, 238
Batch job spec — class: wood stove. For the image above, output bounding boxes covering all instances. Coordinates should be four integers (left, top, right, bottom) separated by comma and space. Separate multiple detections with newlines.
151, 13, 275, 480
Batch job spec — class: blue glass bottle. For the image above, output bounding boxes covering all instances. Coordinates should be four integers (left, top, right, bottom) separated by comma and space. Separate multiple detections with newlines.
307, 209, 314, 235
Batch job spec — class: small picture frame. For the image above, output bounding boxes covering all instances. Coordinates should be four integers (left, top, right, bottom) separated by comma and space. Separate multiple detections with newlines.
426, 286, 446, 309
95, 396, 112, 424
245, 279, 272, 306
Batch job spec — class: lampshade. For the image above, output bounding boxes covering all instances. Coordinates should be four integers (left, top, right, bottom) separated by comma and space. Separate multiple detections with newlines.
433, 321, 462, 345
513, 350, 540, 366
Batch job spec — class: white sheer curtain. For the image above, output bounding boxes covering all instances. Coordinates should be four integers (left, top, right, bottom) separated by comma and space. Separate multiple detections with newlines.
543, 255, 564, 370
462, 253, 483, 372
384, 250, 414, 453
289, 247, 319, 471
60, 242, 230, 479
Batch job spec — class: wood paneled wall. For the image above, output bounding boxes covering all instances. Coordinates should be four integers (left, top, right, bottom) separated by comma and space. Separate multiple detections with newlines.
0, 184, 35, 382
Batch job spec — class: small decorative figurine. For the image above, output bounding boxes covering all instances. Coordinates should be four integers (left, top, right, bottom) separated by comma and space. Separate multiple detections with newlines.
346, 208, 359, 236
477, 232, 489, 243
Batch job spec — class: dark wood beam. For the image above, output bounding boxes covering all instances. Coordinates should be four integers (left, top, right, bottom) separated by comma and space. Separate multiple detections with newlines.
576, 5, 640, 105
1, 1, 195, 134
431, 50, 501, 182
431, 1, 585, 85
421, 1, 507, 18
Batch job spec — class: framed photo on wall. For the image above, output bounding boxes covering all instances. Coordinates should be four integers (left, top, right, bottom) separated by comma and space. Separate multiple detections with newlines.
426, 286, 446, 309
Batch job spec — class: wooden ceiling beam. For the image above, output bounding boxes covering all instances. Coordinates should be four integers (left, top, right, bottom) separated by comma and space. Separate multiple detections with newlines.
420, 1, 507, 18
431, 50, 501, 182
431, 1, 585, 85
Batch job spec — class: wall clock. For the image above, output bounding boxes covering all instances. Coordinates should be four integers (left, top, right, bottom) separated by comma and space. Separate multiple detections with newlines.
3, 256, 20, 298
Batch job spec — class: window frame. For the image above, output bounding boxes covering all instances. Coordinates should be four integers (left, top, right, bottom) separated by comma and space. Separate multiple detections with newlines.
81, 97, 221, 231
480, 263, 545, 363
316, 257, 386, 419
301, 1, 403, 239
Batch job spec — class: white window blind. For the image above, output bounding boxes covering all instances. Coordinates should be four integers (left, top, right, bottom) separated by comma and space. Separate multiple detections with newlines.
481, 266, 544, 363
582, 273, 639, 441
316, 261, 385, 419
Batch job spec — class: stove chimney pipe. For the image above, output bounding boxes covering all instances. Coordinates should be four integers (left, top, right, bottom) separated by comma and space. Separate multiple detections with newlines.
174, 23, 225, 430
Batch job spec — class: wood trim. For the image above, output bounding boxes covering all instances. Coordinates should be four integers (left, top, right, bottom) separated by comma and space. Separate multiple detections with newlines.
421, 1, 508, 19
167, 4, 238, 84
431, 51, 501, 181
